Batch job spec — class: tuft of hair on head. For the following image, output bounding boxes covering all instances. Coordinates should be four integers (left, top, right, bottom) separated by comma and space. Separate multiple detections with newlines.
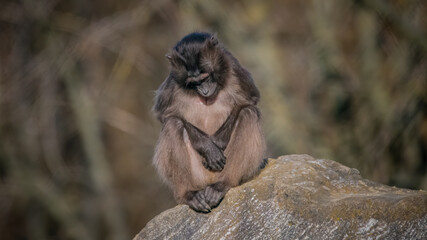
173, 32, 213, 50
205, 33, 218, 48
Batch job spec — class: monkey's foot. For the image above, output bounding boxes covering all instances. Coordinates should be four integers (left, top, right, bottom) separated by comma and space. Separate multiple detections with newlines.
185, 190, 211, 213
203, 182, 228, 208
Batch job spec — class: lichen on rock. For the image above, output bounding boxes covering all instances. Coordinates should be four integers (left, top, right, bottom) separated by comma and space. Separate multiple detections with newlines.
135, 154, 427, 240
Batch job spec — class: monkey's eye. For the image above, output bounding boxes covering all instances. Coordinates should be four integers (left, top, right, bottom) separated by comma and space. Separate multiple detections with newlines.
186, 81, 201, 89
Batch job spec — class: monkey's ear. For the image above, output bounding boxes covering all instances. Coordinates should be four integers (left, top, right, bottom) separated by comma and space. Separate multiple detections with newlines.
166, 51, 186, 66
165, 54, 175, 66
206, 33, 219, 48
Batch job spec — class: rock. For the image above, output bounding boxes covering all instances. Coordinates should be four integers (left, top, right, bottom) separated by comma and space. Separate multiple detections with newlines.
134, 155, 427, 239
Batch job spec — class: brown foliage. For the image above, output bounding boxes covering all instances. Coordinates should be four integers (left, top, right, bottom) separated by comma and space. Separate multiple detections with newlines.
0, 0, 426, 239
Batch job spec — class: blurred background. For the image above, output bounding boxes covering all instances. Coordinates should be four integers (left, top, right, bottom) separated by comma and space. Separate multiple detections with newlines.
0, 0, 426, 239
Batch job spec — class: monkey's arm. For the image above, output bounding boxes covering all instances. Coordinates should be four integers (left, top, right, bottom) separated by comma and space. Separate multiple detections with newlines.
181, 119, 226, 172
227, 53, 260, 104
212, 105, 260, 150
153, 77, 174, 123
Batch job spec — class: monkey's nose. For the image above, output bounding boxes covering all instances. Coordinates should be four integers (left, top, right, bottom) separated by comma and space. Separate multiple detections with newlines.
201, 88, 209, 96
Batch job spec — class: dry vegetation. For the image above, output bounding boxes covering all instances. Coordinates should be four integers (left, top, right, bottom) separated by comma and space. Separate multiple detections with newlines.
0, 0, 426, 239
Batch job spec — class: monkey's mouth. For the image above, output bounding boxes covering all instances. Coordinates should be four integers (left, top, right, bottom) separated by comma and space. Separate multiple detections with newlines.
199, 95, 217, 105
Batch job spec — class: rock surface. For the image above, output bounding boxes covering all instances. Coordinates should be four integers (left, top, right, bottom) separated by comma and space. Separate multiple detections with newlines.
135, 155, 427, 239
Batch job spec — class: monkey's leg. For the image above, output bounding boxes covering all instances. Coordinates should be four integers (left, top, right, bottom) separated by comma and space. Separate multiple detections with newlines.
212, 105, 254, 150
207, 106, 266, 207
222, 106, 266, 185
182, 120, 226, 172
153, 117, 212, 213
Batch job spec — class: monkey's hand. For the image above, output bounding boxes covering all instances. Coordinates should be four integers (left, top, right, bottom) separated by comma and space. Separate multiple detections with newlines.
183, 120, 226, 171
200, 142, 226, 172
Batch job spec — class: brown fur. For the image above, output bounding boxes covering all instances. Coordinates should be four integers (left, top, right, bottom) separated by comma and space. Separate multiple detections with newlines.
153, 32, 266, 212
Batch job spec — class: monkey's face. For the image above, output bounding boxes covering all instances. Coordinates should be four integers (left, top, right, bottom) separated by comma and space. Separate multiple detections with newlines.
166, 33, 230, 103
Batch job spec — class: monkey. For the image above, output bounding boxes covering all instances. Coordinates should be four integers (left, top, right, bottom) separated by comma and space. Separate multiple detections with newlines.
153, 32, 266, 213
